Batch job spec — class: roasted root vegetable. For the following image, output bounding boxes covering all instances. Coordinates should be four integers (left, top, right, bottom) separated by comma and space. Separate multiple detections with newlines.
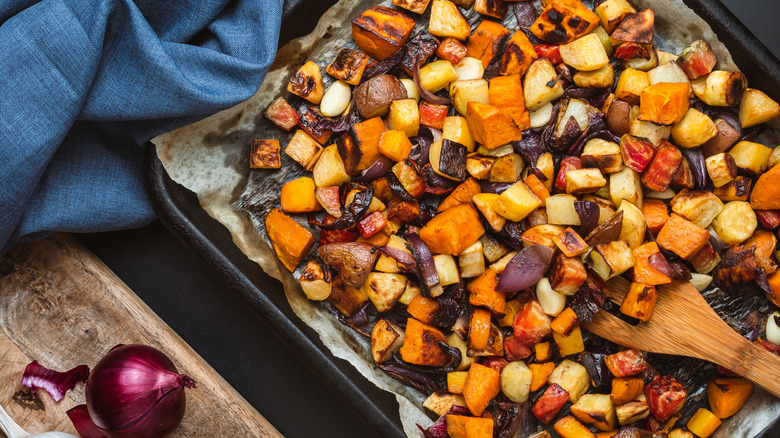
686, 408, 721, 438
446, 415, 494, 438
450, 79, 490, 117
707, 378, 754, 419
353, 74, 408, 119
464, 362, 501, 416
711, 201, 757, 245
620, 282, 658, 322
590, 240, 635, 280
352, 6, 415, 60
466, 102, 523, 150
671, 109, 718, 148
281, 177, 320, 213
560, 33, 610, 71
611, 377, 645, 405
638, 82, 690, 126
466, 20, 510, 69
299, 258, 332, 301
632, 242, 672, 285
739, 88, 780, 128
646, 375, 688, 422
392, 0, 431, 14
423, 392, 467, 416
531, 0, 600, 44
266, 208, 314, 272
436, 37, 467, 65
428, 0, 471, 41
327, 48, 370, 85
642, 140, 683, 191
554, 416, 596, 438
286, 130, 324, 171
371, 319, 404, 363
250, 139, 281, 169
656, 214, 710, 260
264, 97, 300, 131
616, 394, 650, 425
495, 180, 543, 222
548, 359, 591, 403
705, 152, 737, 188
338, 117, 385, 174
287, 61, 325, 104
400, 318, 451, 366
420, 203, 485, 255
695, 70, 746, 107
596, 0, 636, 33
533, 383, 570, 424
571, 393, 617, 431
524, 58, 565, 111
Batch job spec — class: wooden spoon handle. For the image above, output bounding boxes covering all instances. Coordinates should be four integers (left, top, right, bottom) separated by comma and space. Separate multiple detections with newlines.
724, 342, 780, 399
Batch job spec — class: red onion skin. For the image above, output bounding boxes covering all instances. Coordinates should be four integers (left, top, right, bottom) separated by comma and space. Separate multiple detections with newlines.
86, 344, 195, 438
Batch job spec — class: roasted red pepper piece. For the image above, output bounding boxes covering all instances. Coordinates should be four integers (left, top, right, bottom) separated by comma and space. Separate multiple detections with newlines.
534, 44, 562, 65
532, 383, 569, 424
357, 211, 387, 238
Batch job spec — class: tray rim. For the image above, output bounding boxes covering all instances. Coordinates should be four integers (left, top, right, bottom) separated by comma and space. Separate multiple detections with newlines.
144, 0, 780, 436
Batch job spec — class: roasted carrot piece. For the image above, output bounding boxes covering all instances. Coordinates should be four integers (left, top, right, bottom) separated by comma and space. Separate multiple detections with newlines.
265, 208, 315, 272
469, 308, 492, 351
550, 308, 580, 336
642, 198, 670, 234
439, 177, 482, 212
524, 173, 551, 201
632, 242, 672, 286
656, 214, 710, 260
530, 362, 556, 392
407, 295, 440, 325
467, 269, 506, 315
463, 362, 501, 416
400, 318, 451, 366
419, 203, 485, 255
446, 415, 494, 438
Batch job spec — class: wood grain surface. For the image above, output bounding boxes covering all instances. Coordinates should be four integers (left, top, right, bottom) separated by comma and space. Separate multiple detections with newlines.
0, 234, 282, 437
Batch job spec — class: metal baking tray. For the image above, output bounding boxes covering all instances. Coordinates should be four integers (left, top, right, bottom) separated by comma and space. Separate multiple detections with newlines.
144, 0, 780, 436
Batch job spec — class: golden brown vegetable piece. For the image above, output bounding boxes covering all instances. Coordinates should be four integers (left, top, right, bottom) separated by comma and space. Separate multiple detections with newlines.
553, 227, 588, 257
638, 82, 690, 126
739, 88, 780, 128
468, 269, 506, 314
337, 116, 385, 175
328, 276, 368, 316
610, 9, 654, 45
466, 20, 510, 69
379, 129, 413, 162
554, 416, 595, 438
570, 393, 617, 432
439, 177, 481, 212
318, 242, 379, 288
429, 0, 471, 41
620, 282, 657, 322
488, 75, 528, 128
286, 131, 324, 171
352, 6, 416, 60
299, 258, 332, 301
400, 317, 451, 366
436, 37, 468, 65
467, 102, 524, 150
265, 208, 314, 272
595, 0, 636, 33
469, 308, 492, 351
707, 378, 754, 419
745, 230, 777, 274
686, 408, 721, 438
611, 378, 645, 405
447, 415, 494, 438
280, 177, 320, 213
312, 144, 349, 187
530, 362, 557, 392
474, 0, 508, 19
287, 61, 325, 104
326, 48, 370, 85
531, 0, 600, 44
264, 96, 300, 131
641, 199, 669, 234
705, 152, 738, 188
371, 319, 404, 363
500, 31, 538, 76
352, 74, 408, 119
701, 119, 741, 157
392, 0, 432, 14
464, 362, 501, 416
420, 203, 485, 255
750, 164, 780, 210
632, 242, 671, 286
549, 254, 587, 295
407, 295, 440, 324
550, 307, 580, 336
656, 214, 710, 260
249, 139, 281, 169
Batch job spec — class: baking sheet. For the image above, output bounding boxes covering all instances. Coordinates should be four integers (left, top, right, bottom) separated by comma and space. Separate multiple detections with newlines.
152, 0, 780, 436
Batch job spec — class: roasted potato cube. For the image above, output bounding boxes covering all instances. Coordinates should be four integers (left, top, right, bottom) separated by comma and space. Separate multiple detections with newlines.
467, 102, 523, 149
375, 234, 412, 273
400, 318, 451, 366
473, 193, 507, 232
429, 0, 471, 41
531, 0, 600, 44
249, 139, 281, 170
264, 97, 300, 131
617, 200, 646, 249
287, 61, 325, 104
610, 166, 643, 209
285, 130, 323, 171
328, 276, 369, 316
524, 59, 565, 111
266, 208, 314, 272
689, 243, 721, 275
638, 82, 690, 126
392, 0, 432, 14
424, 391, 467, 417
379, 130, 413, 162
729, 140, 772, 176
591, 240, 635, 280
671, 109, 718, 148
553, 228, 589, 257
548, 359, 590, 403
574, 64, 614, 88
312, 144, 349, 187
595, 0, 636, 33
500, 361, 532, 403
388, 98, 420, 137
711, 201, 757, 245
459, 240, 485, 279
583, 138, 623, 174
338, 116, 385, 175
610, 9, 654, 45
489, 153, 524, 183
705, 152, 738, 188
466, 20, 510, 69
550, 253, 587, 295
616, 394, 650, 425
611, 378, 645, 405
546, 194, 581, 226
474, 0, 508, 19
432, 254, 459, 287
687, 408, 721, 438
443, 116, 476, 152
450, 79, 490, 116
495, 181, 543, 222
701, 118, 741, 157
448, 370, 469, 394
326, 48, 370, 85
566, 168, 607, 195
641, 141, 682, 192
299, 258, 332, 301
499, 31, 538, 76
571, 394, 616, 432
560, 33, 610, 71
436, 37, 468, 65
362, 272, 408, 312
615, 68, 649, 106
739, 88, 780, 128
648, 61, 690, 86
620, 282, 658, 322
419, 59, 459, 93
697, 70, 746, 107
669, 189, 724, 228
629, 120, 671, 147
352, 6, 415, 60
656, 213, 710, 259
371, 319, 404, 363
353, 74, 408, 118
467, 154, 495, 180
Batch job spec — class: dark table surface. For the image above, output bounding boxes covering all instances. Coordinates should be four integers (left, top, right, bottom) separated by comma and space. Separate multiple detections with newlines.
78, 1, 780, 437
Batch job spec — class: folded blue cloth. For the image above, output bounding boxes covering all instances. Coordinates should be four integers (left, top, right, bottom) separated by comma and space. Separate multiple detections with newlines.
0, 0, 282, 252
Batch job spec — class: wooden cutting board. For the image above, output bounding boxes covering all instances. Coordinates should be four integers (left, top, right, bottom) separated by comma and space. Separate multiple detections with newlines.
0, 234, 282, 437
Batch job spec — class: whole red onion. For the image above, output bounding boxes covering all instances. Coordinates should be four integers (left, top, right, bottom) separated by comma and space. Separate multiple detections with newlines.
85, 344, 196, 438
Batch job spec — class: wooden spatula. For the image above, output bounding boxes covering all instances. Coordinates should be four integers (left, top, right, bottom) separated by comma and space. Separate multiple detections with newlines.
583, 277, 780, 398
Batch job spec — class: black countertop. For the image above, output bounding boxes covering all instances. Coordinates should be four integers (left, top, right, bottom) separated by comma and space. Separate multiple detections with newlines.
79, 1, 780, 437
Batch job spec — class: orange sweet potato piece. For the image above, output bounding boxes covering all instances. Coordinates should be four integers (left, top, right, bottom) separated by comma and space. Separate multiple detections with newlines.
400, 317, 451, 366
281, 177, 321, 213
611, 377, 645, 405
387, 197, 421, 224
554, 416, 595, 438
420, 203, 485, 255
469, 308, 492, 351
642, 198, 670, 234
339, 117, 386, 175
466, 20, 510, 68
535, 342, 554, 362
328, 276, 368, 316
448, 371, 469, 394
656, 214, 710, 260
632, 242, 672, 286
407, 295, 440, 325
531, 0, 599, 44
524, 174, 551, 201
489, 75, 528, 128
467, 269, 506, 315
530, 362, 556, 392
439, 177, 481, 212
500, 31, 538, 76
463, 362, 501, 416
466, 102, 523, 150
379, 129, 413, 162
351, 6, 416, 60
638, 82, 690, 126
620, 282, 658, 322
265, 208, 314, 272
751, 164, 780, 210
707, 378, 754, 418
446, 415, 494, 438
745, 230, 778, 274
550, 308, 580, 336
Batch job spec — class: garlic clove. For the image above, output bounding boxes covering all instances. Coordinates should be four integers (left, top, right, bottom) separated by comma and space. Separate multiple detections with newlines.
319, 80, 352, 117
766, 311, 780, 345
400, 78, 419, 102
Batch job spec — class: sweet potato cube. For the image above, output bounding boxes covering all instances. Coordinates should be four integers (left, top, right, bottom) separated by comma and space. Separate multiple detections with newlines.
530, 362, 556, 392
467, 20, 510, 68
642, 199, 669, 234
447, 415, 494, 438
656, 214, 710, 260
463, 362, 501, 416
468, 269, 505, 314
379, 130, 413, 162
707, 378, 754, 419
605, 349, 647, 378
641, 141, 682, 192
554, 416, 596, 438
686, 408, 721, 438
533, 383, 570, 424
265, 208, 314, 272
249, 139, 281, 169
489, 74, 528, 127
531, 0, 600, 44
620, 282, 658, 322
638, 82, 690, 126
352, 6, 415, 60
549, 254, 587, 295
420, 203, 485, 255
611, 378, 645, 405
407, 295, 440, 324
371, 319, 404, 363
326, 48, 370, 85
338, 117, 385, 175
448, 371, 469, 394
392, 0, 432, 14
553, 326, 585, 357
751, 163, 780, 210
436, 37, 467, 65
280, 177, 320, 213
439, 177, 481, 212
400, 318, 451, 366
264, 97, 300, 131
535, 342, 554, 362
429, 0, 471, 41
467, 102, 523, 150
550, 308, 580, 336
474, 0, 508, 19
632, 242, 672, 286
500, 31, 538, 76
468, 308, 492, 351
287, 61, 325, 104
472, 193, 506, 232
553, 228, 589, 257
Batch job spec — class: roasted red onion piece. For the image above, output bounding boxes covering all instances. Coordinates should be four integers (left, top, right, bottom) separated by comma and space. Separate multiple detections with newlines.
679, 147, 707, 188
574, 200, 599, 237
358, 156, 394, 182
413, 60, 450, 105
496, 245, 555, 293
407, 232, 443, 297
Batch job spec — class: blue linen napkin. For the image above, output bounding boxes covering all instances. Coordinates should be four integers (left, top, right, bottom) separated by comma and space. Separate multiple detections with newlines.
0, 0, 283, 252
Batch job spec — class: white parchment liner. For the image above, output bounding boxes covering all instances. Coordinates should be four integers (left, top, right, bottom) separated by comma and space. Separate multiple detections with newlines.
152, 1, 780, 436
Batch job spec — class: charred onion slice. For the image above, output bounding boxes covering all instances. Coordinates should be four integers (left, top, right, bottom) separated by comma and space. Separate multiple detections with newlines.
574, 200, 599, 237
406, 232, 443, 297
496, 245, 555, 293
413, 59, 451, 105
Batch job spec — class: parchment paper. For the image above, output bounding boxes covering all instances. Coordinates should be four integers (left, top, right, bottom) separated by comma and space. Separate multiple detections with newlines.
152, 1, 780, 436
